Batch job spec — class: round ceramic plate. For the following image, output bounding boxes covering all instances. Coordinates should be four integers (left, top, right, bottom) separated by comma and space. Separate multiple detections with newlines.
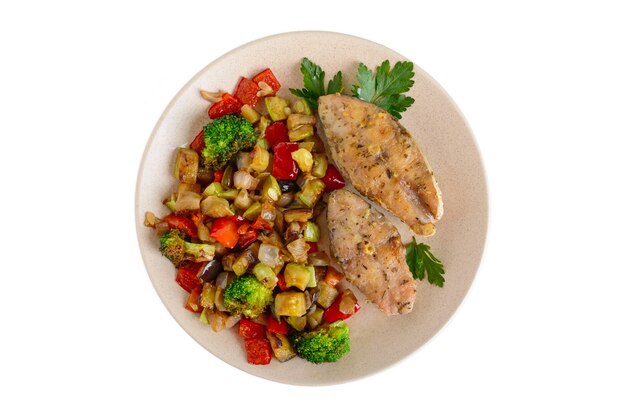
135, 31, 488, 385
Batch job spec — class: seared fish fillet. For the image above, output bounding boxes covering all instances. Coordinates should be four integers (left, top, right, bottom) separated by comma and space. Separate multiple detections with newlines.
327, 189, 417, 315
318, 94, 443, 236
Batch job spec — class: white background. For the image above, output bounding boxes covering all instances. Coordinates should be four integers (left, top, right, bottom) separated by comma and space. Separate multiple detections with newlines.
1, 1, 625, 414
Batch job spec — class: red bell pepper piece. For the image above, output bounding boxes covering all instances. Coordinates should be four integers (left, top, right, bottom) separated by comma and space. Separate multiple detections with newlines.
209, 217, 239, 249
276, 274, 288, 291
307, 242, 318, 253
323, 292, 360, 323
190, 130, 205, 154
238, 319, 266, 340
267, 315, 289, 335
252, 68, 281, 94
175, 265, 202, 293
272, 142, 299, 180
212, 170, 224, 183
251, 215, 272, 231
208, 93, 242, 119
244, 338, 272, 365
264, 122, 289, 148
184, 285, 203, 313
228, 215, 248, 226
233, 77, 260, 107
321, 164, 346, 191
163, 213, 198, 239
237, 223, 258, 249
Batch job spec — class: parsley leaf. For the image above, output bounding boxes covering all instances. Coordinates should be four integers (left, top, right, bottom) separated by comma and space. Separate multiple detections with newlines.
351, 60, 416, 119
289, 58, 343, 110
405, 238, 445, 287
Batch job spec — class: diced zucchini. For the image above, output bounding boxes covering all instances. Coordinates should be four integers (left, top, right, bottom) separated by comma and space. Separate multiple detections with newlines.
303, 221, 320, 242
216, 188, 238, 201
249, 144, 270, 172
173, 148, 199, 184
288, 124, 314, 141
242, 201, 262, 220
316, 281, 339, 309
200, 282, 217, 309
284, 263, 314, 291
274, 291, 307, 317
163, 194, 177, 212
266, 332, 296, 362
311, 153, 328, 178
286, 316, 307, 331
291, 148, 313, 173
298, 141, 315, 152
265, 96, 290, 121
262, 175, 282, 202
287, 113, 316, 130
175, 190, 201, 212
295, 178, 325, 207
286, 238, 308, 264
202, 182, 223, 197
232, 250, 255, 276
252, 263, 277, 289
256, 137, 269, 150
306, 306, 324, 329
200, 195, 234, 217
240, 104, 261, 124
292, 98, 312, 115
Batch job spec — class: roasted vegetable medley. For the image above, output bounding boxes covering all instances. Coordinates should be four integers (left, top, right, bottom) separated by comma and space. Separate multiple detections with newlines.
144, 67, 359, 365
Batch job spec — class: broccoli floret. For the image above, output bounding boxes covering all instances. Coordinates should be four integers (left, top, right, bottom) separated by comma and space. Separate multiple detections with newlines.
222, 275, 273, 318
159, 229, 215, 267
290, 320, 351, 363
201, 114, 256, 170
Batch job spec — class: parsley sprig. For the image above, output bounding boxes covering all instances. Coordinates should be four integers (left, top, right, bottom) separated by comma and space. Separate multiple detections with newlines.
289, 58, 343, 110
405, 238, 445, 287
351, 60, 415, 119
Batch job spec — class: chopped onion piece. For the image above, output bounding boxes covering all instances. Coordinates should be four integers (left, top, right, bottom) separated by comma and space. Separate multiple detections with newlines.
258, 243, 282, 268
233, 170, 260, 190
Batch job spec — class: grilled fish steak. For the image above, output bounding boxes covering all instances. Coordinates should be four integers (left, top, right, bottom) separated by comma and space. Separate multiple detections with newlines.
318, 94, 443, 236
327, 189, 417, 315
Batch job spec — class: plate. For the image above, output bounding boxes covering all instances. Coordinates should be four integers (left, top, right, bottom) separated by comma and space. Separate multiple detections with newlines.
135, 31, 488, 385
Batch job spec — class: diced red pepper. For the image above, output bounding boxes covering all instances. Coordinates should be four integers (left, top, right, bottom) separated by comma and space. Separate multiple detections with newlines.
244, 338, 272, 365
184, 285, 203, 313
276, 274, 288, 291
307, 242, 318, 253
267, 315, 289, 335
175, 265, 202, 293
233, 77, 260, 107
252, 68, 281, 94
190, 130, 205, 154
228, 215, 248, 226
208, 93, 242, 119
209, 217, 239, 249
238, 319, 266, 340
163, 213, 198, 239
213, 170, 224, 183
190, 211, 204, 227
264, 122, 289, 148
237, 223, 259, 249
251, 216, 272, 231
272, 142, 299, 180
321, 164, 346, 191
323, 292, 360, 323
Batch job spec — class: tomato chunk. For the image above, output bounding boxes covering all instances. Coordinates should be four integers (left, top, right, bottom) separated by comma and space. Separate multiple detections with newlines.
321, 164, 346, 191
163, 213, 198, 239
272, 142, 299, 180
252, 68, 281, 94
189, 130, 205, 154
233, 77, 260, 107
238, 319, 266, 339
208, 93, 242, 119
175, 265, 202, 293
264, 122, 289, 148
244, 338, 272, 365
209, 217, 239, 249
307, 242, 318, 253
212, 170, 224, 183
267, 315, 289, 335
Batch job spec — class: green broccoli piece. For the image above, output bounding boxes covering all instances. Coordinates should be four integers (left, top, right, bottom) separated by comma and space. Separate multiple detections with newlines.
290, 320, 351, 363
159, 229, 215, 267
222, 275, 273, 318
201, 114, 256, 170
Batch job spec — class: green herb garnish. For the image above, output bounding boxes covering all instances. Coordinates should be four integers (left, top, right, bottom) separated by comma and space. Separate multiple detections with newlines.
289, 58, 343, 110
405, 238, 445, 287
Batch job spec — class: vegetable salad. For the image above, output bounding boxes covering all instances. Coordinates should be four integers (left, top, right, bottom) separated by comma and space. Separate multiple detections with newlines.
144, 66, 358, 365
